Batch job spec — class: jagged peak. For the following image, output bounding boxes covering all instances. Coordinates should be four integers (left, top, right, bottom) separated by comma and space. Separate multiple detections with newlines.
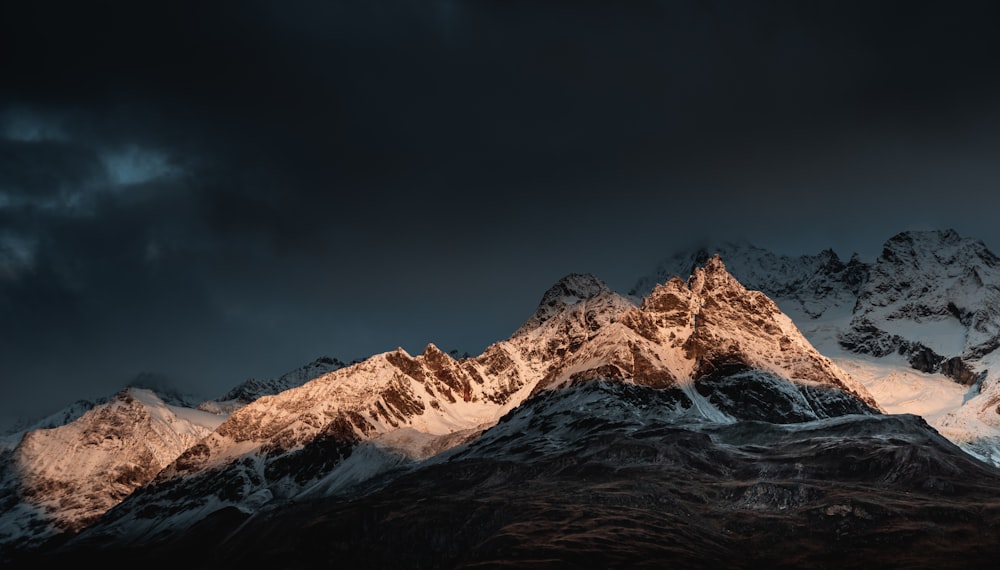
887, 228, 961, 245
305, 355, 346, 368
629, 241, 798, 300
816, 247, 842, 265
682, 241, 767, 276
537, 255, 881, 413
642, 255, 753, 312
687, 255, 745, 296
881, 229, 988, 259
540, 273, 612, 304
514, 272, 622, 334
420, 343, 456, 363
875, 228, 1000, 272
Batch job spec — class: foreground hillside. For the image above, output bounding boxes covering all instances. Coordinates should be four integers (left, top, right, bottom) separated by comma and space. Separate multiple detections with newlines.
24, 381, 1000, 569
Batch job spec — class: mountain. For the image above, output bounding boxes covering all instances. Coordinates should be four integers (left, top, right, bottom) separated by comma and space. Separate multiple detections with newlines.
3, 256, 896, 567
839, 229, 1000, 380
845, 230, 1000, 465
175, 386, 1000, 569
6, 240, 1000, 568
0, 352, 360, 558
46, 272, 637, 550
632, 229, 1000, 467
0, 388, 223, 552
533, 256, 879, 418
629, 241, 868, 320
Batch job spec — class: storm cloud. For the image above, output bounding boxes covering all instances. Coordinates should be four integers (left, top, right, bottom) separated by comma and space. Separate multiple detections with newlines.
3, 0, 1000, 428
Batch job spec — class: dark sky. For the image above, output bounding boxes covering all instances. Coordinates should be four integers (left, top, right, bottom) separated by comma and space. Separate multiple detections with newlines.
3, 0, 1000, 429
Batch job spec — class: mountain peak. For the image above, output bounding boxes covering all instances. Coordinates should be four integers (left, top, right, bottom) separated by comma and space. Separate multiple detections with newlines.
515, 272, 622, 334
687, 254, 742, 296
533, 256, 881, 415
841, 228, 1000, 386
541, 273, 611, 304
880, 229, 1000, 269
2, 387, 223, 548
888, 228, 961, 245
639, 255, 746, 317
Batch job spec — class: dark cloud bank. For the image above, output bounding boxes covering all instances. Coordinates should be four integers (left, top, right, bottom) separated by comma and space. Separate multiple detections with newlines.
2, 1, 1000, 429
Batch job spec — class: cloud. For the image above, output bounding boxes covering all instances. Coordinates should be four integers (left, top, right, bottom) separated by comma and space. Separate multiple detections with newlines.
3, 1, 1000, 429
0, 138, 107, 208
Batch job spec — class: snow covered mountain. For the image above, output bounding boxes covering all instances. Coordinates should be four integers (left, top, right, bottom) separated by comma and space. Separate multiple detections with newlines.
534, 256, 879, 418
53, 273, 638, 549
5, 236, 1000, 568
630, 240, 868, 320
16, 255, 1000, 569
0, 353, 357, 558
633, 229, 1000, 467
0, 388, 223, 551
844, 230, 1000, 465
13, 256, 886, 565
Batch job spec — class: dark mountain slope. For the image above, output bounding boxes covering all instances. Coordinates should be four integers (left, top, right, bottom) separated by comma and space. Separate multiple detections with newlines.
27, 381, 1000, 570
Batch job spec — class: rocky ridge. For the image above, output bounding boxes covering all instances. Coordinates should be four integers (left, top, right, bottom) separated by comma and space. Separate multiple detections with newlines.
196, 356, 348, 416
58, 272, 637, 548
44, 257, 880, 555
633, 229, 1000, 466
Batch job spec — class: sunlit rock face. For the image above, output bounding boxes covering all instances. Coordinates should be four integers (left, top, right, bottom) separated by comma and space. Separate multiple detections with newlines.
537, 255, 880, 417
0, 389, 220, 550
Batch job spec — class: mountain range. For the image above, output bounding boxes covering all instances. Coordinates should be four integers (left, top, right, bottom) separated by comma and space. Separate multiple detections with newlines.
3, 229, 1000, 568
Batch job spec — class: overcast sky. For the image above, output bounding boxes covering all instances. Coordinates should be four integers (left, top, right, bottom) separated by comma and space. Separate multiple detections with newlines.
3, 1, 1000, 429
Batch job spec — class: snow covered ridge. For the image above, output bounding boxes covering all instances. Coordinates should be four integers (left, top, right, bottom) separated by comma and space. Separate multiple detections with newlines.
197, 355, 348, 415
856, 230, 1000, 467
63, 278, 639, 547
633, 228, 1000, 467
1, 254, 886, 559
533, 255, 880, 413
630, 240, 868, 320
634, 229, 1000, 388
849, 229, 1000, 375
0, 353, 355, 552
0, 388, 223, 550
